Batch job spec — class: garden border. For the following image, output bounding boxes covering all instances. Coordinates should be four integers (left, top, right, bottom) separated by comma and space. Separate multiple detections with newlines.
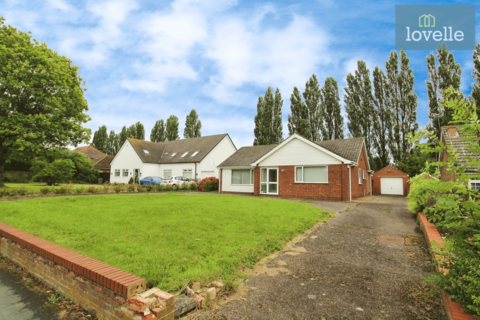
418, 212, 478, 320
0, 221, 175, 320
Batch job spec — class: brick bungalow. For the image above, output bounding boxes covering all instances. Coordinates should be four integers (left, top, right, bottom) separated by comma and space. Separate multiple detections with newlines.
218, 134, 372, 201
439, 125, 480, 190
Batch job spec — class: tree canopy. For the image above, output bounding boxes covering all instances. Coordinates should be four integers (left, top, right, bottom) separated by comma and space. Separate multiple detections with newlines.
0, 17, 91, 185
184, 109, 202, 139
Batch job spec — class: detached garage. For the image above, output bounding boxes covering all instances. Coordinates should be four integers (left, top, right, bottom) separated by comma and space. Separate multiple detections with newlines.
372, 165, 409, 196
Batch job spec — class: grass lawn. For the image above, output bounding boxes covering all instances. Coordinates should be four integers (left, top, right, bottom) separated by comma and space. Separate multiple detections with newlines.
0, 194, 332, 291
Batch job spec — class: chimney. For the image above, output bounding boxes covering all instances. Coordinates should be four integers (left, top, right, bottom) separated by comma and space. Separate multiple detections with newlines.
448, 126, 457, 136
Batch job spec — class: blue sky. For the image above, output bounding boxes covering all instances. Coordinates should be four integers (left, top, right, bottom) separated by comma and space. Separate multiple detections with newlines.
2, 0, 479, 148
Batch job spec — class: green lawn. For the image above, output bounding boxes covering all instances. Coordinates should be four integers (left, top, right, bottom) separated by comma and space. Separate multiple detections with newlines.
0, 194, 332, 291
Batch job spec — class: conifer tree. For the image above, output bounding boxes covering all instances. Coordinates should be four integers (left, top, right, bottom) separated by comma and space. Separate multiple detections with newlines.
91, 125, 108, 153
127, 124, 136, 139
344, 60, 375, 159
321, 77, 344, 140
254, 87, 283, 145
150, 120, 166, 142
287, 87, 309, 137
184, 109, 202, 139
165, 115, 180, 141
106, 130, 116, 155
119, 126, 128, 145
471, 43, 480, 117
372, 66, 391, 170
426, 45, 462, 138
385, 50, 418, 164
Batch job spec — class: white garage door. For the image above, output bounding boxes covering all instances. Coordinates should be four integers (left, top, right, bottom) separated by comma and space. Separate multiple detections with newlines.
380, 177, 403, 195
200, 171, 215, 179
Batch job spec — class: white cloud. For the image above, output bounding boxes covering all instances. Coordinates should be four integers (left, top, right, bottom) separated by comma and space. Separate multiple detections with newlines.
46, 0, 71, 11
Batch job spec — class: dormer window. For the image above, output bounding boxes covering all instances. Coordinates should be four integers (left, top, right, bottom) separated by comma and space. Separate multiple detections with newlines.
143, 149, 150, 155
170, 152, 177, 157
191, 150, 199, 157
180, 151, 189, 158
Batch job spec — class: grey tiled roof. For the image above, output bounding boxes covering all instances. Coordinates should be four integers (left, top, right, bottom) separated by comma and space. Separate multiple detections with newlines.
218, 144, 278, 167
218, 136, 365, 168
127, 134, 231, 164
441, 126, 480, 172
315, 137, 365, 163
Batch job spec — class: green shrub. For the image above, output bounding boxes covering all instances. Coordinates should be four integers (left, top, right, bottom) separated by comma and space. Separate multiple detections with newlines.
155, 184, 164, 192
0, 188, 5, 197
127, 184, 136, 193
146, 184, 155, 192
31, 159, 75, 185
102, 185, 111, 194
113, 184, 124, 193
163, 184, 173, 192
87, 186, 100, 194
137, 184, 147, 193
128, 177, 134, 184
203, 180, 212, 192
17, 187, 29, 196
40, 187, 51, 195
407, 175, 458, 214
74, 186, 86, 194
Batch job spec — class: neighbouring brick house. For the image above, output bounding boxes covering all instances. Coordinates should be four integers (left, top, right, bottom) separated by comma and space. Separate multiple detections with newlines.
218, 134, 372, 201
439, 125, 480, 189
372, 165, 409, 196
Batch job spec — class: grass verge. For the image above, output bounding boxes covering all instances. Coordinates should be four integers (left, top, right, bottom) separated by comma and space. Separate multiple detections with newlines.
0, 194, 332, 291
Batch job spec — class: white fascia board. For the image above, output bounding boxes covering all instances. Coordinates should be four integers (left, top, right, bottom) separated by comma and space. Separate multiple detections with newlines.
251, 134, 353, 166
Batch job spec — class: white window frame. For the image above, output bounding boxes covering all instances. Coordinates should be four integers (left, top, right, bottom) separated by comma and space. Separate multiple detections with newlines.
170, 152, 177, 157
122, 169, 129, 177
294, 166, 329, 184
191, 151, 200, 157
260, 167, 279, 195
180, 152, 189, 158
231, 169, 254, 185
115, 169, 120, 177
183, 169, 193, 178
164, 169, 173, 179
363, 170, 366, 180
143, 149, 150, 155
469, 179, 480, 190
358, 168, 362, 185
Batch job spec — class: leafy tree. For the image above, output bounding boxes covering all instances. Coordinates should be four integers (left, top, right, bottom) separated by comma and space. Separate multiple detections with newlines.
386, 50, 419, 164
135, 121, 145, 140
150, 119, 166, 142
127, 124, 136, 139
471, 43, 480, 118
394, 147, 435, 177
119, 126, 128, 145
426, 46, 462, 138
288, 87, 309, 137
321, 77, 344, 140
372, 66, 392, 171
106, 130, 120, 156
254, 87, 283, 145
184, 109, 202, 139
31, 159, 75, 185
165, 115, 180, 141
303, 74, 324, 141
0, 17, 91, 186
344, 60, 375, 159
91, 125, 108, 153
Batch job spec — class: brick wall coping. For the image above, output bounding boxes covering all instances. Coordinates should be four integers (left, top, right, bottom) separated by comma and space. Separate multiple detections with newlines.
418, 213, 478, 320
0, 221, 145, 297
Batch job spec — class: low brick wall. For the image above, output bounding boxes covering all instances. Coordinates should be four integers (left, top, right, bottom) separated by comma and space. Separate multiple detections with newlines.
0, 221, 175, 320
417, 213, 478, 320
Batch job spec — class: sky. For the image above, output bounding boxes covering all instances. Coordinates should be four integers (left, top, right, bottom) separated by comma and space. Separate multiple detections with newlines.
2, 0, 480, 149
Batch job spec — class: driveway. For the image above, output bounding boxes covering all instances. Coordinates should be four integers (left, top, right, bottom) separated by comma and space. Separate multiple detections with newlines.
191, 196, 447, 320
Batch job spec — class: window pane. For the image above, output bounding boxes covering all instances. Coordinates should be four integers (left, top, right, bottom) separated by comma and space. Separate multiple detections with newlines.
232, 170, 242, 184
241, 170, 250, 184
268, 183, 277, 193
261, 183, 267, 193
183, 170, 192, 178
296, 167, 303, 182
304, 167, 327, 183
164, 170, 172, 179
268, 169, 277, 182
261, 169, 267, 182
251, 170, 254, 184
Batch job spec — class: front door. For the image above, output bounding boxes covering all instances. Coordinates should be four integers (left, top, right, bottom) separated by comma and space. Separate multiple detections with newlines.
134, 169, 140, 182
260, 168, 278, 195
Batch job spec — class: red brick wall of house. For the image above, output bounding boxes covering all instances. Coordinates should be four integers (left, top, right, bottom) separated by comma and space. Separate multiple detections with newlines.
351, 147, 371, 199
372, 165, 409, 195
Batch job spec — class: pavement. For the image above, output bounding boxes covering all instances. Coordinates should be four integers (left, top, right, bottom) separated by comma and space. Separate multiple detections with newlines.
0, 266, 59, 320
191, 195, 447, 320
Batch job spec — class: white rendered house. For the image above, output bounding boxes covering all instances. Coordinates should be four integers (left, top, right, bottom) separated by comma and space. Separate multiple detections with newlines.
110, 134, 236, 183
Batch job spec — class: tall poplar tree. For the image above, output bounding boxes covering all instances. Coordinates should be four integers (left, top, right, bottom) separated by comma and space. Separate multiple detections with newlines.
91, 125, 108, 153
165, 115, 180, 141
253, 87, 283, 145
288, 87, 309, 137
426, 46, 462, 138
150, 120, 166, 142
385, 50, 418, 164
321, 77, 344, 140
106, 130, 119, 156
135, 121, 145, 140
344, 60, 375, 159
184, 109, 202, 139
372, 66, 392, 170
303, 74, 324, 141
471, 43, 480, 117
119, 126, 128, 145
